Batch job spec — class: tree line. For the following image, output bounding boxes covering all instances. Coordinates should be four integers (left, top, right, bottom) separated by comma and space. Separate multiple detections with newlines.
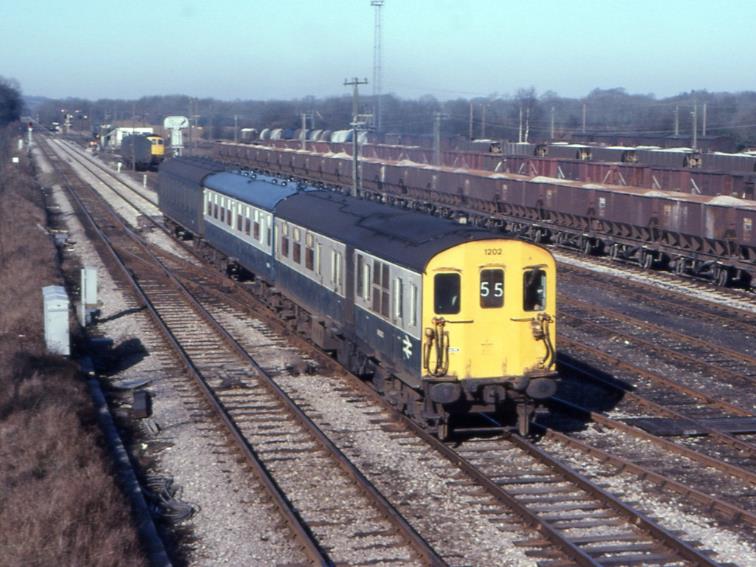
0, 77, 22, 127
26, 87, 756, 149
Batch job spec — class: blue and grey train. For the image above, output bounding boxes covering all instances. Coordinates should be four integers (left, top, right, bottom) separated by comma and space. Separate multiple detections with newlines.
158, 158, 558, 437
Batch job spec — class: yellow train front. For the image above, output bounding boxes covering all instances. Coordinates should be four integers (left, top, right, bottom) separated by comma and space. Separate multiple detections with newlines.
146, 134, 165, 165
416, 239, 557, 436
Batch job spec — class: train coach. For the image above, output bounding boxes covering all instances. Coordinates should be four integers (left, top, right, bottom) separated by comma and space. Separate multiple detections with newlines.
159, 157, 559, 437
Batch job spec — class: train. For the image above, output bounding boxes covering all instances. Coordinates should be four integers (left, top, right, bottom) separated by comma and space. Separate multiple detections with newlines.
158, 157, 559, 438
120, 134, 165, 170
214, 142, 756, 288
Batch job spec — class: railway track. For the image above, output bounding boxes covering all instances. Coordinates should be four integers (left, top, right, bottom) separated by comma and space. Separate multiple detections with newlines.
559, 296, 756, 405
198, 285, 729, 565
548, 353, 756, 516
558, 263, 756, 338
41, 138, 441, 566
44, 135, 739, 565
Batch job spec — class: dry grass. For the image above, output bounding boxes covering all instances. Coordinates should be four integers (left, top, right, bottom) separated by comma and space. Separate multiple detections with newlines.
0, 126, 147, 567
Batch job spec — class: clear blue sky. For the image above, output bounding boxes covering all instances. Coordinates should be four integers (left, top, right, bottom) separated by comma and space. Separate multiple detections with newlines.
2, 0, 754, 100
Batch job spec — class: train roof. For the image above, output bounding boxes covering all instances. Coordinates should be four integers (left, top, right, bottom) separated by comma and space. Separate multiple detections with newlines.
275, 189, 499, 272
159, 157, 224, 185
204, 171, 309, 210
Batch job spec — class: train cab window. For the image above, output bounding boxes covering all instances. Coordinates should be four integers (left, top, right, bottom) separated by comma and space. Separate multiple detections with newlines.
434, 273, 460, 315
480, 269, 504, 308
523, 269, 547, 311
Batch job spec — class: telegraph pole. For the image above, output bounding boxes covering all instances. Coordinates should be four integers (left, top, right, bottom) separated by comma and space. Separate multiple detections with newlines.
524, 107, 530, 143
518, 105, 523, 143
481, 104, 487, 139
468, 101, 474, 140
344, 78, 368, 197
371, 0, 384, 132
692, 104, 698, 150
188, 98, 194, 154
674, 105, 679, 136
582, 103, 587, 134
702, 102, 707, 137
234, 114, 239, 143
433, 112, 447, 166
301, 112, 313, 150
550, 106, 555, 140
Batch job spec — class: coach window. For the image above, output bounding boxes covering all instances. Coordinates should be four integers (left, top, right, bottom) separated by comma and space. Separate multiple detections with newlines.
281, 223, 290, 257
357, 255, 370, 300
434, 273, 460, 315
331, 250, 342, 291
293, 228, 302, 264
237, 212, 243, 232
226, 201, 232, 226
305, 233, 315, 270
213, 202, 218, 219
393, 277, 404, 321
316, 243, 322, 275
372, 261, 390, 317
409, 283, 418, 326
253, 210, 261, 241
206, 196, 212, 216
480, 269, 504, 308
523, 268, 547, 311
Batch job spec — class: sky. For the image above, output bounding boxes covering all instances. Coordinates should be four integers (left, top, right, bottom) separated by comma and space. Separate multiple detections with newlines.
2, 0, 754, 101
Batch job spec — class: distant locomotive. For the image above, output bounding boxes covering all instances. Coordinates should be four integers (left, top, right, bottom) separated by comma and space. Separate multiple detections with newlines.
121, 134, 165, 170
158, 158, 558, 437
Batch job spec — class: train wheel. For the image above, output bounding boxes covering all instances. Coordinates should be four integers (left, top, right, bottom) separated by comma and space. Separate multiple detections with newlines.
582, 239, 592, 256
610, 243, 620, 260
437, 420, 449, 441
716, 268, 730, 287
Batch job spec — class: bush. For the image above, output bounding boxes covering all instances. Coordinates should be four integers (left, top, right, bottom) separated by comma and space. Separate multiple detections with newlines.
0, 124, 147, 567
